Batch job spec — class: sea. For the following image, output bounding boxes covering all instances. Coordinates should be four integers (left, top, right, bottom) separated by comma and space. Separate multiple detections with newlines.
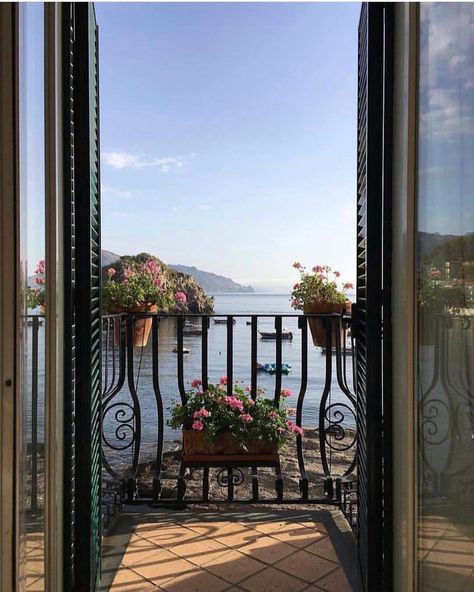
27, 293, 356, 466
102, 293, 356, 464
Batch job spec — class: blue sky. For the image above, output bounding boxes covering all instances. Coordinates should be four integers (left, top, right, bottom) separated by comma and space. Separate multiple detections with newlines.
97, 2, 359, 292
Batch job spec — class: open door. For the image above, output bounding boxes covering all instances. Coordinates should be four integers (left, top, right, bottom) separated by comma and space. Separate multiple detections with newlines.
62, 4, 102, 591
355, 3, 393, 592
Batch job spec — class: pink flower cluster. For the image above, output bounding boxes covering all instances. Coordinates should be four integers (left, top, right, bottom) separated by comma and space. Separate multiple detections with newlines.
193, 407, 210, 419
225, 396, 244, 411
174, 291, 187, 304
286, 420, 304, 437
281, 389, 292, 398
192, 420, 204, 431
191, 379, 202, 389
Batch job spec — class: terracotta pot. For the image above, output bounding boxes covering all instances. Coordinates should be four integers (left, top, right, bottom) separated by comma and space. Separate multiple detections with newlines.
38, 304, 46, 316
183, 430, 278, 456
304, 301, 352, 348
111, 304, 158, 347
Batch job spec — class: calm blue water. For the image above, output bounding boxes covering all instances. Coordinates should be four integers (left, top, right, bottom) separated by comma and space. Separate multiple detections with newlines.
102, 293, 356, 465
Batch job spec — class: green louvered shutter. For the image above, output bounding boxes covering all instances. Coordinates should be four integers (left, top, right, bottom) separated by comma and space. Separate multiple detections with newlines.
356, 4, 393, 591
62, 3, 76, 589
73, 4, 102, 590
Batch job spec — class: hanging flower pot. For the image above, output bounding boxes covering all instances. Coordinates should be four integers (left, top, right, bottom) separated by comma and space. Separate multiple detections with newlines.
111, 304, 158, 348
304, 301, 352, 348
290, 262, 354, 348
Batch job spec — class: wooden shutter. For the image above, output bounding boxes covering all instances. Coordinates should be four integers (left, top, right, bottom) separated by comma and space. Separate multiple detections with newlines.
72, 4, 102, 590
356, 4, 393, 591
62, 3, 76, 589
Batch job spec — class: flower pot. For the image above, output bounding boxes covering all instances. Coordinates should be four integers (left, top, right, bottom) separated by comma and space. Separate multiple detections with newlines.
304, 301, 351, 348
38, 304, 46, 316
111, 304, 158, 347
183, 430, 278, 456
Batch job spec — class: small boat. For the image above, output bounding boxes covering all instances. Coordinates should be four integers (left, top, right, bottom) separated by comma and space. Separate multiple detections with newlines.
213, 318, 236, 325
172, 346, 190, 354
257, 362, 292, 375
320, 346, 353, 356
183, 321, 202, 336
259, 330, 293, 340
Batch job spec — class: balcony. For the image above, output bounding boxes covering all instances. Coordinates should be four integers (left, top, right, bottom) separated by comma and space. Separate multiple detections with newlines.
26, 311, 360, 591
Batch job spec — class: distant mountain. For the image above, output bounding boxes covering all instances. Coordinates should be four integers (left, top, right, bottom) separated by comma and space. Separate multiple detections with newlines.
102, 249, 120, 267
168, 264, 254, 294
100, 251, 254, 294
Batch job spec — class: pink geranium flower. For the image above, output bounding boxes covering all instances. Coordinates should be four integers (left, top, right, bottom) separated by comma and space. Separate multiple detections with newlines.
241, 413, 253, 422
193, 407, 210, 419
107, 267, 116, 277
281, 389, 293, 398
175, 291, 187, 304
343, 282, 354, 290
286, 419, 304, 437
191, 379, 202, 389
123, 267, 133, 279
219, 375, 228, 385
247, 398, 255, 406
293, 262, 302, 269
192, 420, 204, 431
268, 411, 279, 420
225, 396, 244, 411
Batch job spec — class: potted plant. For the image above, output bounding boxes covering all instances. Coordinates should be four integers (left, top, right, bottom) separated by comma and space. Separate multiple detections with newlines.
290, 263, 353, 347
27, 259, 46, 314
168, 378, 303, 457
103, 258, 185, 347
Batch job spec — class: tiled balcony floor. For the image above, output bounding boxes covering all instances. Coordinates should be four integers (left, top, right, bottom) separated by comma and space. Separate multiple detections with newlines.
101, 506, 361, 592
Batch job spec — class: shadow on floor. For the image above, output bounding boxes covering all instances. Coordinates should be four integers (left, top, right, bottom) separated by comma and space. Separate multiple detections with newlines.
101, 505, 361, 591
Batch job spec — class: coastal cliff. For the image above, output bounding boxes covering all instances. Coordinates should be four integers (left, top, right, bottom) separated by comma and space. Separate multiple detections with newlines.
102, 252, 214, 314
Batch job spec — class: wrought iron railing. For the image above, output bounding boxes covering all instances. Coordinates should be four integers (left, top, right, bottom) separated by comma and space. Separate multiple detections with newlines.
101, 312, 357, 511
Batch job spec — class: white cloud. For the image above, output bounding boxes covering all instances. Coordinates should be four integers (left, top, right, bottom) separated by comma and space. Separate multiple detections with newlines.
102, 151, 185, 172
101, 184, 133, 200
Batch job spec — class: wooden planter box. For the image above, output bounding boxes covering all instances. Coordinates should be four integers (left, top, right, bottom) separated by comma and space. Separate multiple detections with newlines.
183, 430, 278, 457
304, 301, 352, 347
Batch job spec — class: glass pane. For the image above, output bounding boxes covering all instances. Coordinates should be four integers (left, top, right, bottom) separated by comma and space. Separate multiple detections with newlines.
18, 4, 46, 590
417, 4, 474, 591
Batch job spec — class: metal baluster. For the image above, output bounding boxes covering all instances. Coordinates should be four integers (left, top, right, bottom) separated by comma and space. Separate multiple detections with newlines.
151, 316, 163, 501
274, 316, 282, 405
201, 315, 209, 391
177, 316, 186, 403
31, 316, 39, 513
126, 316, 141, 502
226, 316, 233, 393
251, 316, 258, 400
296, 315, 308, 500
319, 315, 334, 499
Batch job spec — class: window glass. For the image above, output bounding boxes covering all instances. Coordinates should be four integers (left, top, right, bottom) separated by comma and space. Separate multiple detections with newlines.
18, 4, 46, 590
417, 4, 474, 591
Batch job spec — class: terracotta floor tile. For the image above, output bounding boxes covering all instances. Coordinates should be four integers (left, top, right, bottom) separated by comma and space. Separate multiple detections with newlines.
277, 550, 337, 583
305, 537, 340, 563
170, 537, 229, 567
239, 535, 296, 565
212, 525, 263, 549
271, 524, 327, 549
136, 523, 198, 546
121, 540, 166, 568
160, 569, 230, 592
132, 549, 198, 586
314, 566, 355, 592
185, 521, 250, 537
246, 519, 297, 534
110, 567, 156, 590
240, 566, 308, 592
203, 549, 266, 583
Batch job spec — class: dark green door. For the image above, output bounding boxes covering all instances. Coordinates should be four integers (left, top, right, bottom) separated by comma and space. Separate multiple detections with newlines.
62, 3, 102, 590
